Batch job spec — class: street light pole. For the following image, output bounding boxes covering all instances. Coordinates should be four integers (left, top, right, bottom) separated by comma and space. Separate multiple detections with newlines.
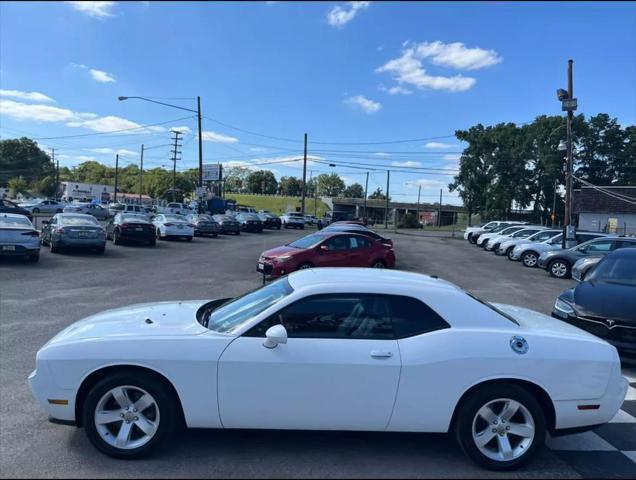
196, 96, 204, 213
363, 171, 369, 221
139, 144, 144, 204
301, 133, 308, 215
384, 170, 390, 229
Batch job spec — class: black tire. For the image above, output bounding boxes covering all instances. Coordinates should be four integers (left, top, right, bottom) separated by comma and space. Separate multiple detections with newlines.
277, 226, 281, 230
56, 209, 63, 213
186, 236, 193, 242
521, 251, 539, 268
371, 259, 386, 268
113, 230, 121, 245
235, 231, 240, 235
148, 239, 156, 247
96, 246, 105, 254
548, 259, 571, 279
297, 263, 313, 270
468, 235, 477, 245
156, 229, 162, 240
82, 372, 178, 459
212, 233, 218, 238
50, 241, 59, 253
506, 247, 515, 260
454, 383, 546, 471
27, 254, 39, 263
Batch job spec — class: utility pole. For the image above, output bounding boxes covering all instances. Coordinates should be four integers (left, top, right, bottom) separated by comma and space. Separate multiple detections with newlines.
139, 144, 145, 205
171, 130, 183, 202
197, 96, 204, 213
384, 170, 390, 229
551, 178, 557, 227
438, 189, 443, 227
363, 171, 369, 221
51, 148, 59, 200
114, 154, 119, 203
563, 60, 574, 248
301, 133, 308, 215
416, 184, 422, 227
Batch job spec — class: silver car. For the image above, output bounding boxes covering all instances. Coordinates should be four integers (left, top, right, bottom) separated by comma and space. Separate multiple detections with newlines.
41, 214, 107, 254
63, 202, 110, 220
572, 256, 603, 282
497, 228, 560, 259
19, 199, 66, 214
0, 213, 41, 262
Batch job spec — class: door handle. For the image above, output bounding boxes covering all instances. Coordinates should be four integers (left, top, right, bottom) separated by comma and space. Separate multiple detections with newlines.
371, 351, 393, 359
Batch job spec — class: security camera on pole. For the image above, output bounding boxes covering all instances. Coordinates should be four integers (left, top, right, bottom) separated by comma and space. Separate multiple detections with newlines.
556, 59, 577, 249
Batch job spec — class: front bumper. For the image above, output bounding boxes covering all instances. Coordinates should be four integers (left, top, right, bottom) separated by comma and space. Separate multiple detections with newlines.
28, 368, 76, 424
537, 255, 551, 269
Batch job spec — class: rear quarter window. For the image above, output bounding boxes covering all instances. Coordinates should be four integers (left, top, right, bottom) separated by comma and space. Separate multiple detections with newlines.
389, 296, 450, 338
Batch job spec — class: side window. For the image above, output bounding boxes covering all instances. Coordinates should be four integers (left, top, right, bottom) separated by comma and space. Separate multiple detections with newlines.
585, 240, 613, 253
350, 236, 371, 249
325, 236, 350, 251
389, 296, 450, 339
577, 234, 598, 243
613, 240, 636, 250
244, 294, 393, 340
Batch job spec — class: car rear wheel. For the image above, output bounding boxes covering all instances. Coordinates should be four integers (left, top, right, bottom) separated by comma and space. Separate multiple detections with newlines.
96, 246, 105, 254
32, 208, 40, 214
82, 373, 177, 459
454, 384, 545, 471
49, 241, 59, 253
506, 247, 515, 260
521, 252, 538, 268
156, 229, 162, 240
27, 254, 39, 263
113, 230, 121, 245
186, 236, 193, 242
549, 259, 571, 279
371, 260, 386, 268
298, 263, 313, 270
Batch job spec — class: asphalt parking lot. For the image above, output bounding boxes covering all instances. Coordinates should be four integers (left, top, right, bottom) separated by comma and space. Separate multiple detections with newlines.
1, 228, 634, 478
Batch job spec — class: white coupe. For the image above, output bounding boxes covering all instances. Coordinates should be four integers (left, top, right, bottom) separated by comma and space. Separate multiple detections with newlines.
29, 269, 627, 470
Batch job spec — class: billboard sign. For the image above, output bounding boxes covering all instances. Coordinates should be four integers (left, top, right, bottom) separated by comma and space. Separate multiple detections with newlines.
203, 163, 222, 182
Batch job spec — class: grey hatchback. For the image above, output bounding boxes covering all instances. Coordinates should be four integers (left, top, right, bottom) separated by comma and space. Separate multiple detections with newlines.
538, 236, 636, 278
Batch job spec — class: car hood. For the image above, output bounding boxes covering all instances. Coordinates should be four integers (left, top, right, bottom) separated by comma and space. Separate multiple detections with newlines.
45, 300, 211, 346
571, 282, 636, 324
262, 245, 300, 258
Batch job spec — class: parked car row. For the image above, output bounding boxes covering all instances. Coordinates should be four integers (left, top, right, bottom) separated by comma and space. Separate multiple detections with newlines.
464, 221, 636, 361
257, 221, 396, 278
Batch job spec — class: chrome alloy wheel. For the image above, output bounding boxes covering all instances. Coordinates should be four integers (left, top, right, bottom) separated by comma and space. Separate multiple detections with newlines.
550, 261, 568, 278
471, 398, 535, 462
94, 386, 160, 450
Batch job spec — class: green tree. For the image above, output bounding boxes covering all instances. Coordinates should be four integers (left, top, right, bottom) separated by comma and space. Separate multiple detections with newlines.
247, 170, 278, 194
368, 187, 388, 200
278, 176, 302, 196
343, 182, 364, 198
0, 137, 54, 185
576, 113, 625, 185
30, 176, 58, 198
316, 173, 345, 197
8, 176, 29, 197
616, 126, 636, 185
223, 166, 252, 193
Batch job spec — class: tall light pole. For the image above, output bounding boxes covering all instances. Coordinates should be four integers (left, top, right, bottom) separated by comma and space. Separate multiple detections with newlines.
118, 95, 204, 211
301, 133, 308, 215
556, 59, 577, 248
139, 144, 144, 204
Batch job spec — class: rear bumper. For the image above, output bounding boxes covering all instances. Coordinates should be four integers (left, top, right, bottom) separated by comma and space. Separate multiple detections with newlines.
118, 231, 155, 242
0, 244, 40, 256
55, 237, 106, 248
163, 226, 194, 237
195, 225, 221, 235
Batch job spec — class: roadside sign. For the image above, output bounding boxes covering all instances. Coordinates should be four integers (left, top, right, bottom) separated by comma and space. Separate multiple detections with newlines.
561, 98, 578, 111
203, 163, 222, 182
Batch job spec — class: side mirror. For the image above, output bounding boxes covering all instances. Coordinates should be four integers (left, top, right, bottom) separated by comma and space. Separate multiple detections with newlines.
320, 244, 329, 252
577, 246, 587, 253
263, 324, 287, 349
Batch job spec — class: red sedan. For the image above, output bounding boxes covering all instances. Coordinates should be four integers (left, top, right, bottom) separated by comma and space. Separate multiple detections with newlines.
257, 231, 396, 278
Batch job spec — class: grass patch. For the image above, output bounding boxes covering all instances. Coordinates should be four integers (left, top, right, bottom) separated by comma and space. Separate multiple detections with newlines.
225, 194, 330, 217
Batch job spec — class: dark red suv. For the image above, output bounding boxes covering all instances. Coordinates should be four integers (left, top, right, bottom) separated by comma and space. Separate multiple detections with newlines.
257, 231, 396, 278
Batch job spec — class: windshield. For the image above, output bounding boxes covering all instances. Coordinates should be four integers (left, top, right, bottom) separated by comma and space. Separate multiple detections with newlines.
500, 226, 523, 235
61, 215, 99, 225
490, 224, 508, 233
587, 255, 636, 286
512, 229, 534, 238
530, 230, 558, 242
205, 278, 293, 333
288, 234, 325, 249
0, 216, 32, 228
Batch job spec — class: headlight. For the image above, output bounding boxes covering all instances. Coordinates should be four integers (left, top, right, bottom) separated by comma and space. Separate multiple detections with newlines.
554, 298, 574, 315
275, 255, 292, 263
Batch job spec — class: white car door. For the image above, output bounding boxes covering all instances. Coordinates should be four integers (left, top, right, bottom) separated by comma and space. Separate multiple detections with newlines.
218, 293, 401, 431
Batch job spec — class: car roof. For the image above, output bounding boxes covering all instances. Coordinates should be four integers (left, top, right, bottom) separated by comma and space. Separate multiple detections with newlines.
0, 212, 30, 219
287, 268, 459, 292
607, 246, 636, 257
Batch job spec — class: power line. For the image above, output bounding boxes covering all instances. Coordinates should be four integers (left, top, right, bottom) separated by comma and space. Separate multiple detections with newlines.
202, 115, 302, 143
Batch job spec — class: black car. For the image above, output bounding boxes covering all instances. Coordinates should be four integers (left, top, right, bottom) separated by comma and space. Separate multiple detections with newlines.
213, 214, 241, 235
258, 212, 282, 229
0, 199, 33, 221
552, 248, 636, 361
236, 213, 263, 233
106, 213, 156, 246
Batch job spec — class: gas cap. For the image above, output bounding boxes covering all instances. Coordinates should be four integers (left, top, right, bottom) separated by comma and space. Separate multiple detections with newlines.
510, 336, 529, 354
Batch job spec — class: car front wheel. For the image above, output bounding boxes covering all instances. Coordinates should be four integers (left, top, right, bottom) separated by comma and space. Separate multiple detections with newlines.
454, 383, 545, 471
83, 373, 178, 459
549, 259, 571, 279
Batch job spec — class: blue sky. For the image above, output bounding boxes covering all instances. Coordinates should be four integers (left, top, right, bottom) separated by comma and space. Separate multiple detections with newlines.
1, 1, 635, 205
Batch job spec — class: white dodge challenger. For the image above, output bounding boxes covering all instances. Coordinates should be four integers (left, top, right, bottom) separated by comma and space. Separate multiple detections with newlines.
29, 268, 628, 470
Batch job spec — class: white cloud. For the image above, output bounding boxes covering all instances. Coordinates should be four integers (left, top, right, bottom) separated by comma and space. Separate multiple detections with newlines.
0, 99, 76, 122
327, 1, 370, 28
377, 48, 476, 92
89, 69, 115, 83
0, 89, 54, 103
413, 41, 502, 71
443, 153, 461, 161
88, 148, 137, 156
171, 126, 191, 135
392, 161, 421, 167
425, 142, 455, 149
249, 147, 267, 152
67, 115, 154, 134
201, 131, 239, 143
59, 154, 99, 162
66, 1, 116, 18
374, 152, 391, 157
345, 95, 381, 114
379, 84, 412, 95
406, 179, 445, 189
